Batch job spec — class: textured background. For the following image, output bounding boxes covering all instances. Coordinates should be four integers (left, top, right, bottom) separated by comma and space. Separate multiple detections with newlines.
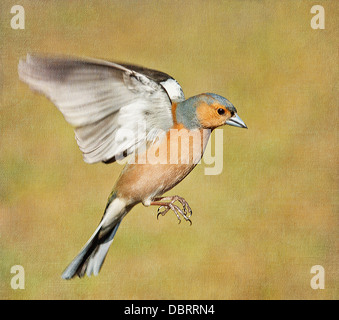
0, 0, 338, 299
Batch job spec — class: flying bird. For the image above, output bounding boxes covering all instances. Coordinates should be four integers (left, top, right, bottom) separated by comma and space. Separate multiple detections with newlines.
18, 54, 247, 279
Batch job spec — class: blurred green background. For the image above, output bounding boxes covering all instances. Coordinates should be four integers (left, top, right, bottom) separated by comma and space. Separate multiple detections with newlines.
0, 0, 338, 299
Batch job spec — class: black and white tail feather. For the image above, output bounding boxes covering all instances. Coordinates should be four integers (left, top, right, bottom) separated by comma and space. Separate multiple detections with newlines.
61, 221, 121, 279
62, 194, 128, 279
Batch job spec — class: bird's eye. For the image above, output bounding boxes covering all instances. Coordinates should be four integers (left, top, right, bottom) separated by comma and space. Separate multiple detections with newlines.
217, 108, 225, 115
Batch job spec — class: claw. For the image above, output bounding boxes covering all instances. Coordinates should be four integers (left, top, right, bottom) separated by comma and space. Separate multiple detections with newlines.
175, 196, 193, 219
153, 195, 193, 225
157, 206, 169, 220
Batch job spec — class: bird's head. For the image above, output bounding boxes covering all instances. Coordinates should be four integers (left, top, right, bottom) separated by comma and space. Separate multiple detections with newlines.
195, 93, 247, 129
176, 93, 247, 130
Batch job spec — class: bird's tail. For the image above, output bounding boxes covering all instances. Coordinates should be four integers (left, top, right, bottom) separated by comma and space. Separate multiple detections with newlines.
61, 192, 129, 279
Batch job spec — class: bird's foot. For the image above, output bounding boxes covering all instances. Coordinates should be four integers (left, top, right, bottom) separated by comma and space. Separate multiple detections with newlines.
151, 196, 192, 225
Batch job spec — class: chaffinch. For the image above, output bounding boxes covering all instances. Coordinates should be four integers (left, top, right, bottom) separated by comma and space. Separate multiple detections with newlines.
18, 54, 247, 279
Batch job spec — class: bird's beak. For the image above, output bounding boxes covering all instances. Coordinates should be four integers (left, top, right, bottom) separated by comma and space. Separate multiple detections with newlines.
226, 113, 247, 129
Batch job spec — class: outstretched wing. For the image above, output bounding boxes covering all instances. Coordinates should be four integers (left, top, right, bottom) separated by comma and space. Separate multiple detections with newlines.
18, 54, 185, 164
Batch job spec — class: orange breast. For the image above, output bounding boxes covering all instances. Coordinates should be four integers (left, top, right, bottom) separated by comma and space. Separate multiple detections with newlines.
114, 125, 211, 204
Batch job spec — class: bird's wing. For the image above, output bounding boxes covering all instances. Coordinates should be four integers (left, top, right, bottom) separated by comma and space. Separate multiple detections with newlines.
18, 54, 183, 164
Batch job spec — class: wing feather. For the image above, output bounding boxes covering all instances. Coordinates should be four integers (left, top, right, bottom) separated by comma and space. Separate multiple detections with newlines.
18, 54, 181, 163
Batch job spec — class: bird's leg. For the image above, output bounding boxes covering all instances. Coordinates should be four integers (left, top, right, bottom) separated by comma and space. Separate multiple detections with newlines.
153, 196, 193, 217
150, 196, 193, 225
